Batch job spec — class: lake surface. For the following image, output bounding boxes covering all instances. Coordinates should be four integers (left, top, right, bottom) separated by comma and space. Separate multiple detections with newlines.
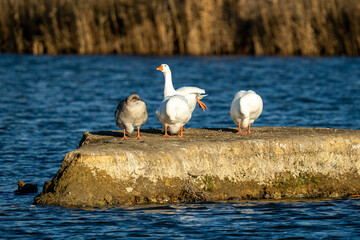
0, 55, 359, 239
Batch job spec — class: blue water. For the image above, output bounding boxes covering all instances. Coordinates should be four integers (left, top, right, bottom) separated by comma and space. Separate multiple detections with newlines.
0, 55, 360, 239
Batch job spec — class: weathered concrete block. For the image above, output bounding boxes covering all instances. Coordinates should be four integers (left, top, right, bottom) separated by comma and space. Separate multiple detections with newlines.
34, 127, 360, 207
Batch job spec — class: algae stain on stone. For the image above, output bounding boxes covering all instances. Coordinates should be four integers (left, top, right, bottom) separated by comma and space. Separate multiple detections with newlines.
189, 174, 216, 192
202, 175, 215, 192
272, 172, 319, 189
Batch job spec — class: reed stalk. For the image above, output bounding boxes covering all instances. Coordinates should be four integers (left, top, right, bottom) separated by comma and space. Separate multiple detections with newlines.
0, 0, 358, 55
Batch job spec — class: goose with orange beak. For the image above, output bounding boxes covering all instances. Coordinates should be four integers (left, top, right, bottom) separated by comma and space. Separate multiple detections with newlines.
156, 64, 207, 112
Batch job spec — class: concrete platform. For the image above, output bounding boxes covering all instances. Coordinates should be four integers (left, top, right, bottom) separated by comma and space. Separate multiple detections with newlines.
34, 127, 360, 207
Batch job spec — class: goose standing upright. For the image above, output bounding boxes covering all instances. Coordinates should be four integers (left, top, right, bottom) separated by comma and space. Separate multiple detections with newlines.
115, 94, 148, 139
156, 94, 191, 137
230, 90, 263, 134
156, 64, 207, 112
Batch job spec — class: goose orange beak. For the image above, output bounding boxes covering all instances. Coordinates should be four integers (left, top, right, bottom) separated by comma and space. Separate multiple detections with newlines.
157, 65, 163, 71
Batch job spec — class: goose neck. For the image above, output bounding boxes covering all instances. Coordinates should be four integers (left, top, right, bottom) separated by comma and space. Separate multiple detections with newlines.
163, 71, 176, 97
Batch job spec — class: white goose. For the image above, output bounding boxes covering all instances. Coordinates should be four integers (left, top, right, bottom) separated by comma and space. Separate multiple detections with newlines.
156, 64, 207, 112
156, 95, 191, 137
230, 90, 263, 134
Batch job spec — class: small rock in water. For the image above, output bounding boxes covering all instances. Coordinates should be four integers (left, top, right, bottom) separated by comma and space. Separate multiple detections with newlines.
14, 180, 38, 195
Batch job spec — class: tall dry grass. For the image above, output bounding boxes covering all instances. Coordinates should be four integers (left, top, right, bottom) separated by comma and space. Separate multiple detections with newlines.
0, 0, 359, 55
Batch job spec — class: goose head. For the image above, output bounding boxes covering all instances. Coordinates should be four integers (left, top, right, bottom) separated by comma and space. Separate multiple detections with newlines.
156, 64, 171, 74
127, 94, 142, 103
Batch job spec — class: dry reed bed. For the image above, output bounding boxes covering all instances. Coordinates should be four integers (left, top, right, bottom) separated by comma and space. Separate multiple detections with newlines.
0, 0, 359, 55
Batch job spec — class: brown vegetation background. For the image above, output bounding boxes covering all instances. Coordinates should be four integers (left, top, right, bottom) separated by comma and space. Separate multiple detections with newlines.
0, 0, 359, 55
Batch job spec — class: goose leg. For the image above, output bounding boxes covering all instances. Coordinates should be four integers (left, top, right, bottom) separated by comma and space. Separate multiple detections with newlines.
178, 126, 186, 137
196, 97, 207, 111
164, 125, 171, 138
121, 129, 130, 140
135, 126, 142, 139
246, 123, 253, 134
236, 122, 246, 134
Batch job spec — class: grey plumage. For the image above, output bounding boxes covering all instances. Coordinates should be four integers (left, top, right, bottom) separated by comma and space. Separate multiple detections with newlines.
115, 94, 148, 138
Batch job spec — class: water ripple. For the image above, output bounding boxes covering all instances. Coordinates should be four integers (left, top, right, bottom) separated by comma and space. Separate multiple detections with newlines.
0, 55, 360, 238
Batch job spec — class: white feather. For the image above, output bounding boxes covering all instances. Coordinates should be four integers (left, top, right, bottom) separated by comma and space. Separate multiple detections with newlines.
157, 64, 207, 113
230, 90, 263, 128
156, 95, 192, 134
